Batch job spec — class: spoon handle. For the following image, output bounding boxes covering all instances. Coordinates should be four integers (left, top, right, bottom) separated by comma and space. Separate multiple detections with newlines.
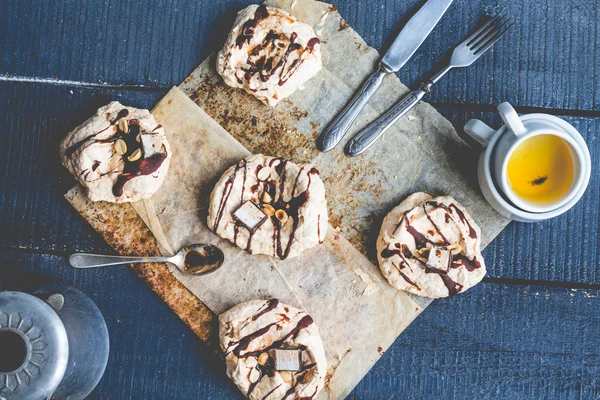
69, 253, 167, 268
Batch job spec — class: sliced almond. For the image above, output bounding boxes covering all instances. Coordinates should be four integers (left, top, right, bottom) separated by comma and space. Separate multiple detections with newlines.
114, 139, 127, 155
261, 191, 272, 203
127, 148, 142, 162
257, 166, 272, 181
257, 352, 269, 366
275, 209, 288, 224
262, 204, 276, 216
118, 118, 129, 133
279, 371, 293, 383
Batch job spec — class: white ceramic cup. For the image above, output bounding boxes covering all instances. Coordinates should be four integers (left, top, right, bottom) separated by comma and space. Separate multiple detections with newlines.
467, 102, 586, 213
464, 106, 591, 222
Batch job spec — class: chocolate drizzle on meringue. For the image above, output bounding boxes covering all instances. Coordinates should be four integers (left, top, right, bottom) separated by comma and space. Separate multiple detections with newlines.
112, 151, 168, 197
235, 5, 269, 48
382, 200, 482, 296
235, 5, 321, 90
225, 299, 321, 399
65, 108, 168, 198
213, 157, 321, 260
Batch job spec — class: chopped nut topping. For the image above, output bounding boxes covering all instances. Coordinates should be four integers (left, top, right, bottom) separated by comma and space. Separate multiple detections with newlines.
249, 367, 261, 383
127, 148, 142, 162
262, 204, 276, 216
275, 209, 288, 224
257, 352, 269, 365
416, 247, 430, 258
261, 191, 272, 203
257, 166, 272, 181
447, 243, 461, 254
114, 139, 127, 155
279, 371, 293, 383
118, 118, 129, 133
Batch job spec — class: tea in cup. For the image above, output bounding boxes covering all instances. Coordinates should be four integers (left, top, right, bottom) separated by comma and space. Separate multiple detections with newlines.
505, 132, 575, 207
464, 102, 590, 217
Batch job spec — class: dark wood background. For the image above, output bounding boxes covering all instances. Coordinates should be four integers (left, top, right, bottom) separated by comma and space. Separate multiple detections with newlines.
1, 0, 599, 398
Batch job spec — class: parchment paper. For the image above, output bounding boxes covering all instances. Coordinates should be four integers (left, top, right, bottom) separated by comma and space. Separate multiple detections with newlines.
180, 0, 509, 260
64, 1, 511, 398
140, 87, 426, 399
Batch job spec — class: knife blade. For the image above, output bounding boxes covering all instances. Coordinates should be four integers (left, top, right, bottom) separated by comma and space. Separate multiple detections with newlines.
318, 0, 453, 153
381, 0, 454, 72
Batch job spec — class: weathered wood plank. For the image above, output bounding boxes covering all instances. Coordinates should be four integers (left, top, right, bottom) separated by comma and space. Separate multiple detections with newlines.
2, 251, 599, 399
1, 82, 597, 285
0, 0, 598, 111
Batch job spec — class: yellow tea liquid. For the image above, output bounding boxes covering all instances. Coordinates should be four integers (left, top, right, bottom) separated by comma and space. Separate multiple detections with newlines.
506, 134, 574, 206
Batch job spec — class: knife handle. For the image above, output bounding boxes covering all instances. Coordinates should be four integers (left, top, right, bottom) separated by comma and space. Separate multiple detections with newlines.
318, 66, 388, 152
346, 87, 428, 157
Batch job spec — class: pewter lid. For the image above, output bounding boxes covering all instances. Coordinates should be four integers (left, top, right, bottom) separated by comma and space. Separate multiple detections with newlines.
0, 291, 69, 400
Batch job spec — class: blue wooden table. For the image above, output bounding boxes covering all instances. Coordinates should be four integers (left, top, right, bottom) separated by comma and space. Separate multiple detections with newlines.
1, 0, 599, 398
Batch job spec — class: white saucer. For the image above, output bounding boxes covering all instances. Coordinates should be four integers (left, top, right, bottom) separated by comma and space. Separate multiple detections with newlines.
477, 114, 591, 222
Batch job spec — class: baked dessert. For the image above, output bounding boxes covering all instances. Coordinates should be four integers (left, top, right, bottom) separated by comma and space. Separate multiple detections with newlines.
220, 299, 327, 400
60, 102, 171, 203
377, 192, 486, 298
207, 154, 327, 260
216, 4, 322, 107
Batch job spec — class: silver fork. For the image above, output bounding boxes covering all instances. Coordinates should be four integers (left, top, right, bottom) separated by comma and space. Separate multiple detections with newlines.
346, 10, 515, 157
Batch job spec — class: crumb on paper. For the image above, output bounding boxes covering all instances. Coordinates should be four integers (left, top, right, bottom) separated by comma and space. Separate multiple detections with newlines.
353, 268, 379, 296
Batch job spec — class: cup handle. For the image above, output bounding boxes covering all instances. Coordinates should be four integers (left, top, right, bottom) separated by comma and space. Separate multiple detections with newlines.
497, 102, 527, 137
464, 119, 496, 146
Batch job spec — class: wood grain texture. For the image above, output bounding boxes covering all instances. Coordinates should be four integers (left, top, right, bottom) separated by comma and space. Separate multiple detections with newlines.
0, 0, 598, 111
2, 251, 599, 399
1, 82, 597, 285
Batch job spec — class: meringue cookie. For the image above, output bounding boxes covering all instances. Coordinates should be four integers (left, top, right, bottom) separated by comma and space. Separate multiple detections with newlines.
377, 192, 486, 298
220, 299, 327, 400
217, 4, 322, 107
60, 102, 171, 203
207, 154, 327, 260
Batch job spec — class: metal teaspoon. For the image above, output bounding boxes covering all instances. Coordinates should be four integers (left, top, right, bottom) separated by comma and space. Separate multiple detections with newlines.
69, 244, 224, 276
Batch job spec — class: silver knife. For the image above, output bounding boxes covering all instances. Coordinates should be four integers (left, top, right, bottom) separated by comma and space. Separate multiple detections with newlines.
318, 0, 454, 152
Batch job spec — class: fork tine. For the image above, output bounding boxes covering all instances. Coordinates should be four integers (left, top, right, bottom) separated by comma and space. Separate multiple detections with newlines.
473, 19, 515, 55
469, 13, 511, 50
464, 9, 507, 47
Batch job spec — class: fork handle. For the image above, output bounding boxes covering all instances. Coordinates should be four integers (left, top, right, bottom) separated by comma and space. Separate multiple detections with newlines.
346, 87, 428, 156
319, 66, 388, 152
